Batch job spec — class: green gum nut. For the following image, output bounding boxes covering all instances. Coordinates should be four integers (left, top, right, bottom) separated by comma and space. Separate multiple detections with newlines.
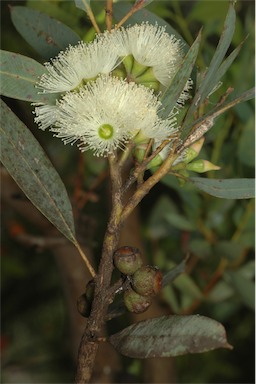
131, 59, 149, 77
113, 246, 143, 275
124, 288, 152, 314
132, 266, 163, 297
172, 162, 186, 171
146, 154, 163, 169
112, 67, 126, 80
136, 67, 160, 91
186, 159, 221, 173
122, 54, 134, 74
140, 80, 160, 91
133, 147, 146, 163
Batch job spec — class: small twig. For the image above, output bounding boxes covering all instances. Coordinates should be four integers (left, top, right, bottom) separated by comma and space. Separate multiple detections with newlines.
12, 232, 66, 249
114, 0, 147, 29
84, 3, 101, 34
75, 242, 96, 278
105, 0, 113, 31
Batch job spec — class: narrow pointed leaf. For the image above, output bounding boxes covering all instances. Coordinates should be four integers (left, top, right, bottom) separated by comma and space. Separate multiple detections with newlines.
160, 31, 201, 119
190, 178, 255, 199
195, 2, 236, 104
213, 37, 247, 89
109, 315, 232, 358
163, 259, 187, 287
225, 270, 255, 310
0, 50, 58, 103
10, 6, 80, 59
183, 2, 236, 131
0, 100, 76, 243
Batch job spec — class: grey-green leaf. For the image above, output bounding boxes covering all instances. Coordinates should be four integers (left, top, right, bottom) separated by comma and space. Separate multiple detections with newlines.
182, 2, 236, 132
160, 30, 201, 119
0, 100, 76, 243
190, 178, 255, 199
74, 0, 91, 13
0, 50, 57, 103
10, 6, 80, 59
225, 270, 255, 310
109, 315, 232, 358
195, 1, 236, 105
134, 0, 155, 8
163, 259, 187, 287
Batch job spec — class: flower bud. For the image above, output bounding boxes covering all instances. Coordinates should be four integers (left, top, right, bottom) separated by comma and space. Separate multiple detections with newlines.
183, 137, 205, 164
124, 288, 152, 314
186, 159, 221, 173
113, 246, 143, 275
132, 266, 163, 296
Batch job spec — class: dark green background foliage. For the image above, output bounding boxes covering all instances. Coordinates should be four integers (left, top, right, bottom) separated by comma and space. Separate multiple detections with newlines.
1, 1, 254, 383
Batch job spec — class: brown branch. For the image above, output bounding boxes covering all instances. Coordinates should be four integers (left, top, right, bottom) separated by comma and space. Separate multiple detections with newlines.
105, 0, 113, 31
84, 3, 101, 34
75, 154, 124, 383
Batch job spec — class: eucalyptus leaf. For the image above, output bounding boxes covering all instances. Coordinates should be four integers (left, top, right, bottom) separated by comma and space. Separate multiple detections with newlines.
213, 38, 247, 91
182, 2, 237, 134
207, 281, 234, 303
225, 270, 255, 310
174, 274, 203, 302
109, 315, 232, 358
213, 241, 244, 261
134, 0, 155, 8
193, 2, 236, 108
200, 2, 235, 97
163, 259, 187, 287
10, 6, 80, 59
0, 50, 58, 103
74, 0, 91, 13
0, 100, 76, 244
238, 117, 255, 167
160, 30, 201, 119
190, 178, 255, 199
164, 211, 196, 231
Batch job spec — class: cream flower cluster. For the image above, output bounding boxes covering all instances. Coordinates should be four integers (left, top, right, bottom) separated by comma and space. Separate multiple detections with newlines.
34, 23, 191, 157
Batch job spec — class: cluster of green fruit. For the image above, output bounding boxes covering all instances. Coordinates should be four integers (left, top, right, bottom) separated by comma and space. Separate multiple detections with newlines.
113, 246, 163, 314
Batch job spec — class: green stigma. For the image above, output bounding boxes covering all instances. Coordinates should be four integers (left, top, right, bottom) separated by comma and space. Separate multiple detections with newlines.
98, 124, 114, 140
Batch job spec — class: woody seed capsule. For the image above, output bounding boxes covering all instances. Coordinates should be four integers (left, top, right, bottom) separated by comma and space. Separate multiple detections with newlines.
113, 246, 143, 275
132, 265, 163, 296
124, 288, 152, 314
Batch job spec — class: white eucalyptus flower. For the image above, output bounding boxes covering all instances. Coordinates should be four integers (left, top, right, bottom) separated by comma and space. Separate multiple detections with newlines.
33, 104, 59, 131
106, 23, 184, 87
37, 38, 119, 94
40, 75, 170, 157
